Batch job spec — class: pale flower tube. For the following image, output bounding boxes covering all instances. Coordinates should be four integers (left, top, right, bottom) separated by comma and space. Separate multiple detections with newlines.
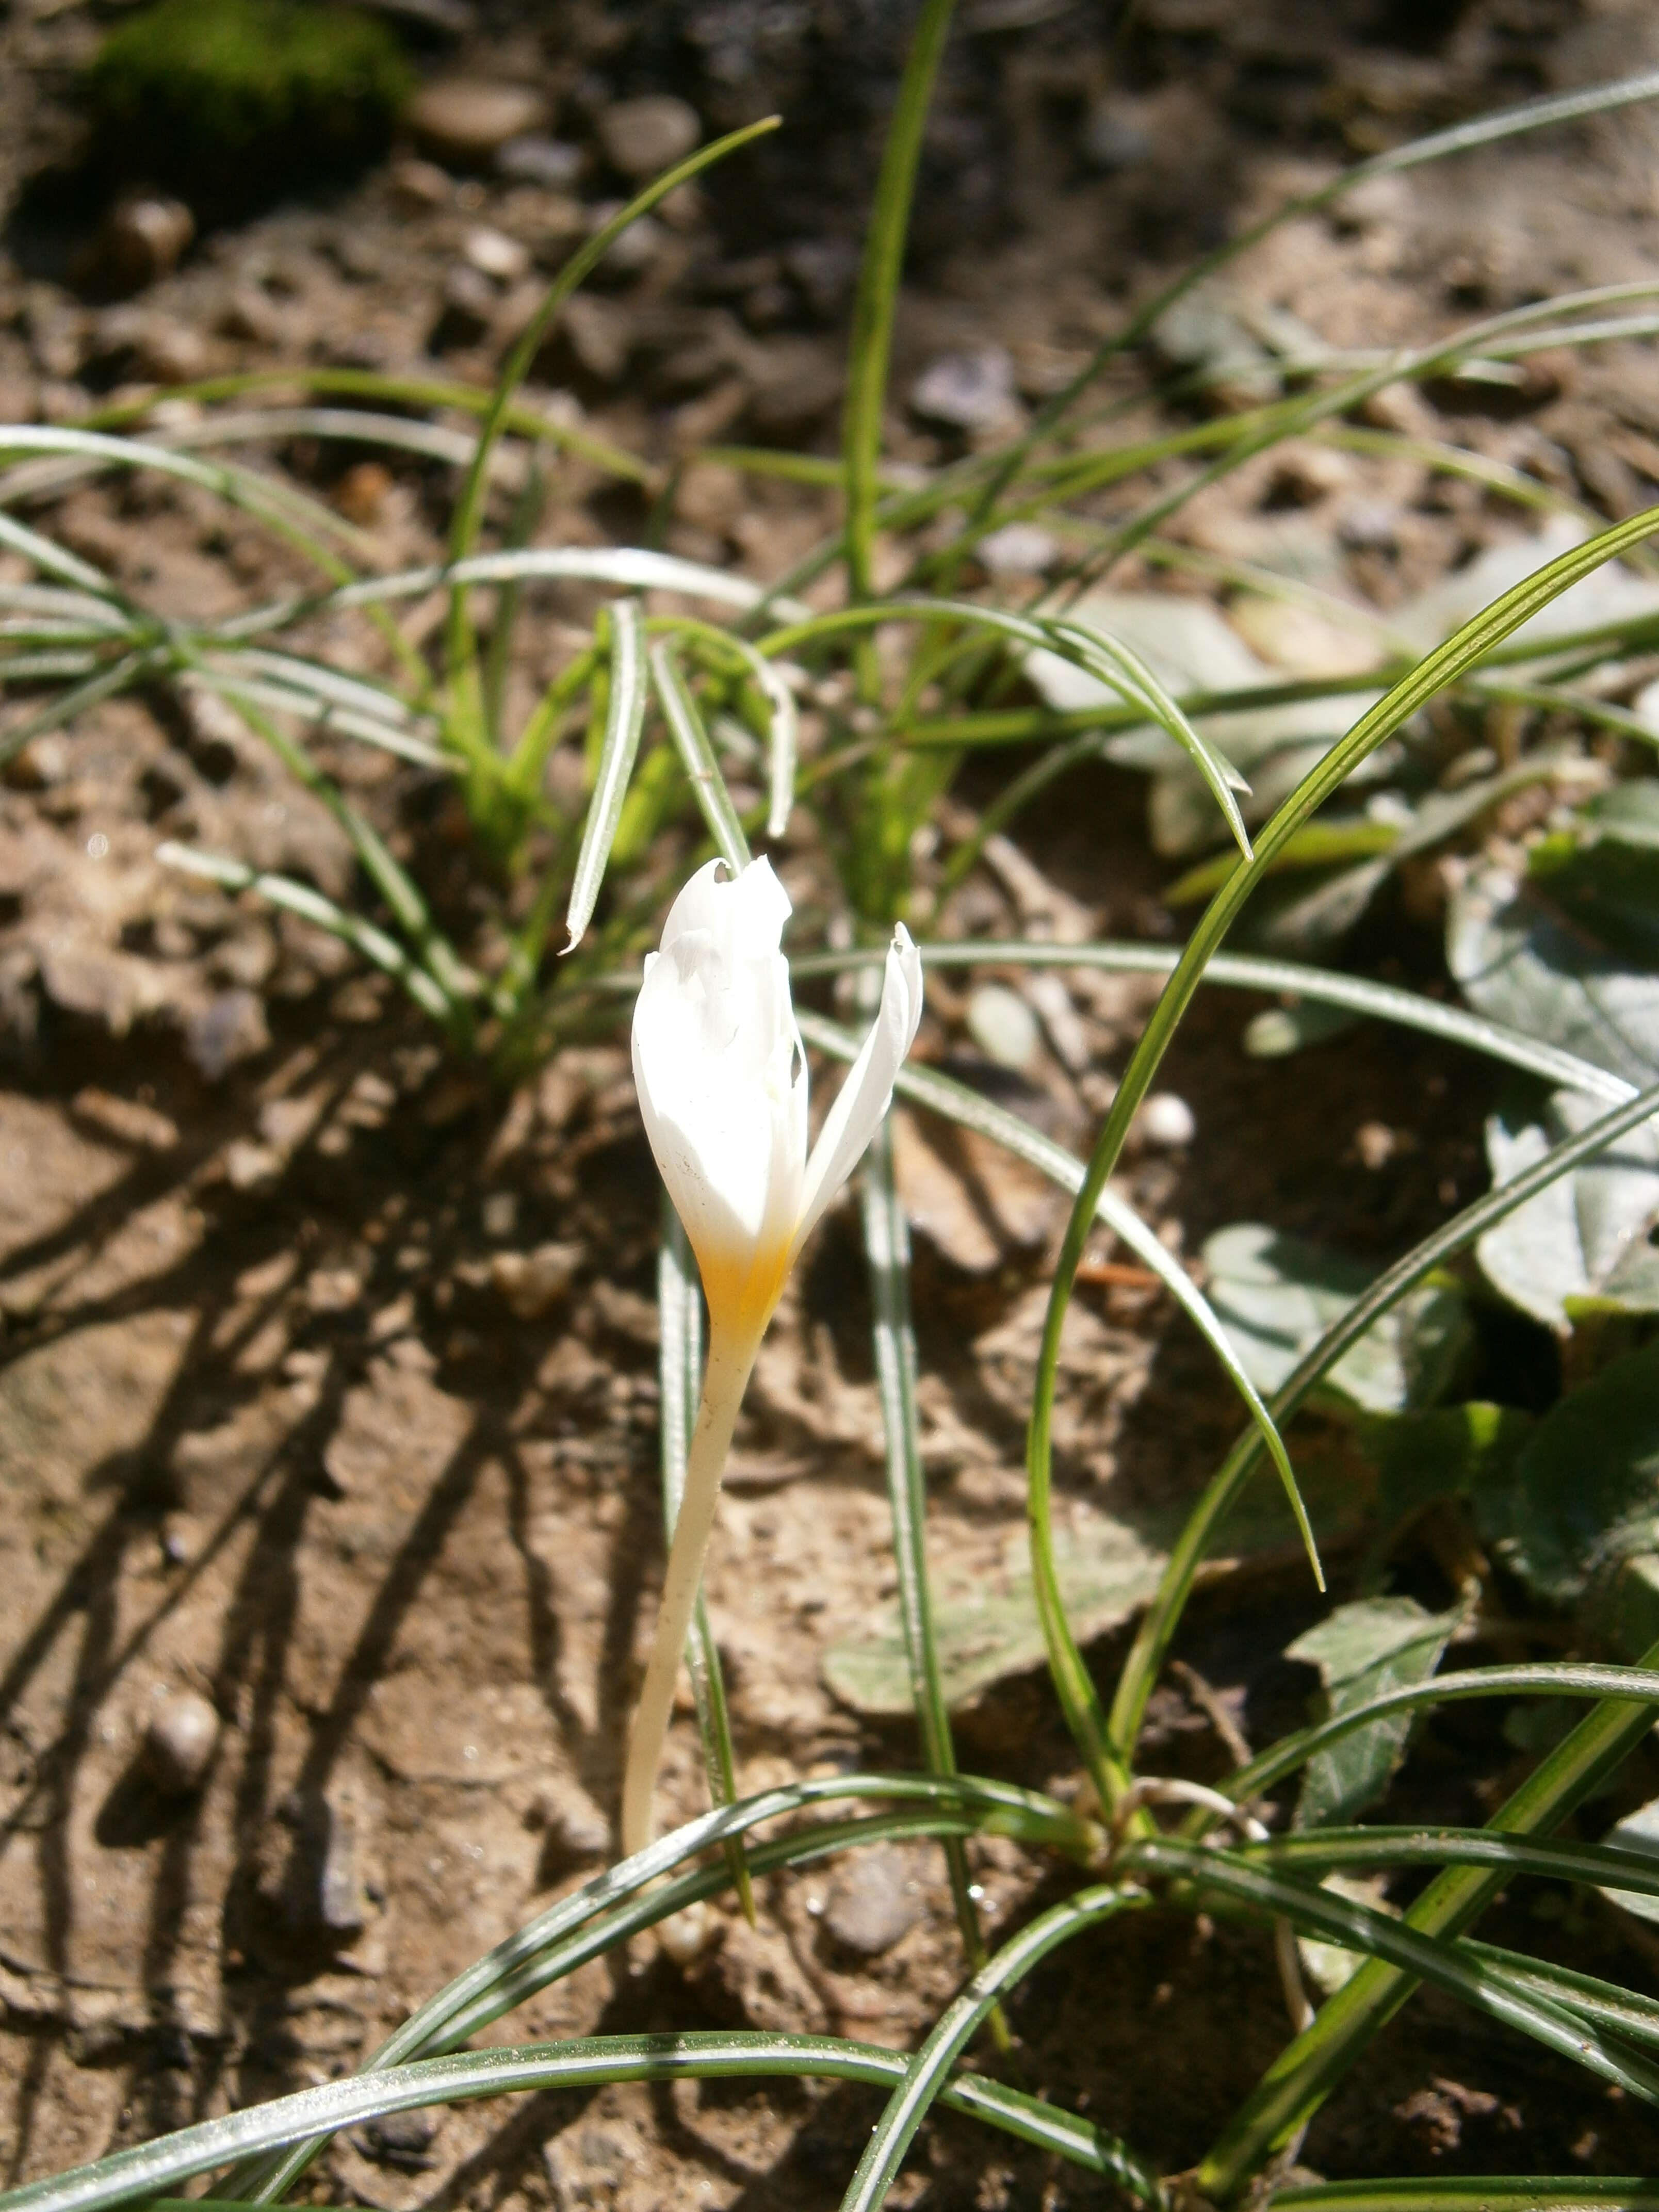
623, 857, 923, 1855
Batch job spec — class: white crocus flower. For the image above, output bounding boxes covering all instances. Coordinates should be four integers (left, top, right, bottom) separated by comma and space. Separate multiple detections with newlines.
622, 856, 923, 1855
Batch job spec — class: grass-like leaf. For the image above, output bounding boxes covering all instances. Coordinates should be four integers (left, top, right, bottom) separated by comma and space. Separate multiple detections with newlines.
1223, 1663, 1659, 1803
565, 599, 648, 951
220, 1768, 1093, 2203
1031, 503, 1659, 1815
1127, 1836, 1659, 2108
839, 1884, 1148, 2212
649, 640, 751, 870
840, 0, 957, 599
0, 2029, 1155, 2212
858, 1087, 991, 1994
795, 1007, 1306, 1548
1196, 1630, 1659, 2195
791, 940, 1637, 1117
155, 845, 468, 1036
1276, 2185, 1659, 2212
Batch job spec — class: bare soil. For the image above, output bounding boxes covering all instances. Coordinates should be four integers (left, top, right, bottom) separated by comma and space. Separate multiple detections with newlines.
5, 2, 1659, 2205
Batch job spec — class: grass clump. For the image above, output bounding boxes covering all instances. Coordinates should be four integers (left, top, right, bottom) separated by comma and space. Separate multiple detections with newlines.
85, 0, 411, 214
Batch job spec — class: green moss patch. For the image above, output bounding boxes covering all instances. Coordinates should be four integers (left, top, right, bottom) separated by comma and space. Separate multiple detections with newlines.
86, 0, 412, 215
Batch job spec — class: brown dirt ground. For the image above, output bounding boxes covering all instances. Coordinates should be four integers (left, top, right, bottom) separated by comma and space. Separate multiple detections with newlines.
6, 2, 1659, 2206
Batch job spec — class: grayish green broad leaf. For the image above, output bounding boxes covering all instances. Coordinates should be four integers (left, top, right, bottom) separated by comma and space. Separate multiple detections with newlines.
1479, 1086, 1659, 1330
1201, 1222, 1471, 1416
1286, 1595, 1464, 1830
1449, 857, 1659, 1094
822, 1451, 1370, 1720
1477, 1339, 1659, 1613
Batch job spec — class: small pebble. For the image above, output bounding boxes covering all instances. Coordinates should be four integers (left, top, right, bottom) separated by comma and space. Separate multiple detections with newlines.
101, 194, 195, 294
1079, 96, 1154, 173
143, 1691, 221, 1797
438, 262, 499, 341
462, 225, 531, 284
410, 78, 546, 167
966, 982, 1042, 1073
1137, 1092, 1196, 1149
975, 522, 1056, 576
597, 94, 701, 179
497, 134, 584, 188
390, 155, 454, 209
185, 989, 270, 1081
481, 1190, 519, 1240
822, 1844, 918, 1957
658, 1901, 718, 1967
528, 1779, 611, 1862
490, 1241, 582, 1320
1338, 501, 1400, 553
910, 346, 1018, 432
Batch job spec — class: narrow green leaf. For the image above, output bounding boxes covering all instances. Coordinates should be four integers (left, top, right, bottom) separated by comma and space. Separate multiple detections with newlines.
1126, 1837, 1659, 2107
839, 1885, 1147, 2212
1041, 505, 1659, 1810
565, 601, 648, 951
1224, 1662, 1659, 1804
841, 0, 957, 598
795, 1007, 1308, 1564
649, 641, 750, 870
155, 844, 466, 1036
0, 2028, 1152, 2212
224, 1769, 1094, 2204
1277, 2183, 1659, 2212
858, 1086, 989, 1990
785, 939, 1640, 1106
1195, 1631, 1659, 2198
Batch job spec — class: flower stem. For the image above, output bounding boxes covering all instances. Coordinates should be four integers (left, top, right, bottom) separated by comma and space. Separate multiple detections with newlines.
621, 1316, 760, 1859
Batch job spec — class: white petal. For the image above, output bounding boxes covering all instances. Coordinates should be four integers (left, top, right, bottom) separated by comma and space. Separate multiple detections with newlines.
791, 925, 923, 1256
632, 858, 807, 1293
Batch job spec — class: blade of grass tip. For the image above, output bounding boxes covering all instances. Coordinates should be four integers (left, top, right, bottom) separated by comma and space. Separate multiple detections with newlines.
1030, 505, 1659, 1813
156, 844, 467, 1038
649, 640, 751, 871
444, 116, 782, 689
757, 648, 797, 838
841, 0, 958, 603
839, 1884, 1149, 2212
566, 600, 648, 952
659, 1199, 755, 1921
1043, 614, 1254, 859
856, 1045, 997, 2023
